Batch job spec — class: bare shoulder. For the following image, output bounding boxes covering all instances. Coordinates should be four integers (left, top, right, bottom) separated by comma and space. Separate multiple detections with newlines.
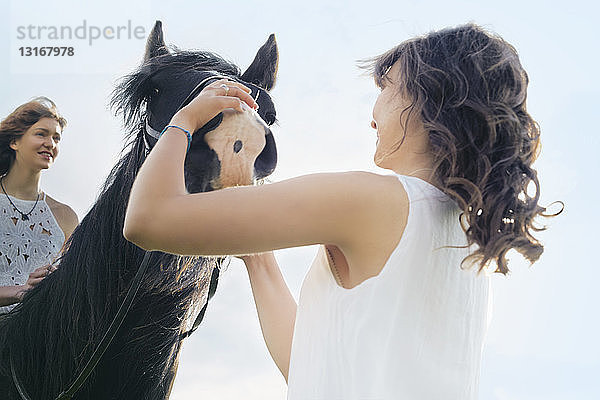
346, 171, 408, 222
45, 194, 79, 239
322, 171, 407, 207
310, 171, 409, 284
300, 171, 408, 240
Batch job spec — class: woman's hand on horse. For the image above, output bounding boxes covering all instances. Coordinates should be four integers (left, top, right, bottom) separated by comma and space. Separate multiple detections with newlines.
170, 79, 258, 134
16, 265, 56, 301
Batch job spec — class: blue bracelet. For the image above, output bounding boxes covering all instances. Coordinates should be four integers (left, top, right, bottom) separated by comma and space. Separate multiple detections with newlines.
160, 125, 192, 152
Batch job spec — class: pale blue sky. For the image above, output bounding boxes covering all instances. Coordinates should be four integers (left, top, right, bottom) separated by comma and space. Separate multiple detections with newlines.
1, 0, 598, 398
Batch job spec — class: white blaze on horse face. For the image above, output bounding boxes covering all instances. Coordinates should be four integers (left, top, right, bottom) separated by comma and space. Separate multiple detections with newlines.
204, 108, 268, 188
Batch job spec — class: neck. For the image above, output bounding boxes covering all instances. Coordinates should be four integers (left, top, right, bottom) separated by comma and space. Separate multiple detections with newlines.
381, 124, 437, 185
2, 166, 42, 200
402, 167, 434, 182
390, 154, 436, 185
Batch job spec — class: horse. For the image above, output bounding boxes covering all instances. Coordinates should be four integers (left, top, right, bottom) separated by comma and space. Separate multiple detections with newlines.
0, 20, 279, 400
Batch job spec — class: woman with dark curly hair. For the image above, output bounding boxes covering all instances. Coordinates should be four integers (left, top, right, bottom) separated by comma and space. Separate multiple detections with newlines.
0, 97, 78, 313
124, 23, 556, 399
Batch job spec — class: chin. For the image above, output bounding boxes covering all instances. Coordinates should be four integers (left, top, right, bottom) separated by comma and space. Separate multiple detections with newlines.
37, 162, 52, 170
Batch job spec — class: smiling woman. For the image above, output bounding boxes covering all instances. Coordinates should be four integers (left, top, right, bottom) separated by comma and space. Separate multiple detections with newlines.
0, 97, 78, 314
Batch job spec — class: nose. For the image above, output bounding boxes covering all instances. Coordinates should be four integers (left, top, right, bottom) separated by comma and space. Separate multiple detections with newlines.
371, 120, 377, 130
44, 136, 56, 149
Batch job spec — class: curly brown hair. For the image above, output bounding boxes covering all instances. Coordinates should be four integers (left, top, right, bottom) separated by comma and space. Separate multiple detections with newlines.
0, 96, 67, 175
363, 23, 560, 274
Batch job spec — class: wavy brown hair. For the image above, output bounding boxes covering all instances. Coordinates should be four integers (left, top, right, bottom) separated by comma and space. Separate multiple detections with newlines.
363, 23, 560, 274
0, 97, 67, 175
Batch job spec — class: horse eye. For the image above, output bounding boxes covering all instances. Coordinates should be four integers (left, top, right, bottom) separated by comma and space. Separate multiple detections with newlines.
264, 112, 276, 125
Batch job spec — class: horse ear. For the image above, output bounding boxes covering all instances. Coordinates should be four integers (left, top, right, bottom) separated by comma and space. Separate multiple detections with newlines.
144, 21, 169, 61
241, 34, 279, 91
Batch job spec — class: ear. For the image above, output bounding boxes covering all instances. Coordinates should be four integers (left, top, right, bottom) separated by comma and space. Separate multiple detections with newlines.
241, 34, 279, 91
9, 138, 19, 151
144, 20, 169, 62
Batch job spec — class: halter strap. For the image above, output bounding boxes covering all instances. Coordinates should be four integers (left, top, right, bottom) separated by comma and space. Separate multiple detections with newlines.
145, 119, 161, 140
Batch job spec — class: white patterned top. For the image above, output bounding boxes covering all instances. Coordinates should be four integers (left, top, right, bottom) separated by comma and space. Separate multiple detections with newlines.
0, 193, 65, 313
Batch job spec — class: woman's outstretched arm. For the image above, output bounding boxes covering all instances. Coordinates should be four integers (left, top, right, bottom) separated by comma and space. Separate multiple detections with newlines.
241, 252, 296, 381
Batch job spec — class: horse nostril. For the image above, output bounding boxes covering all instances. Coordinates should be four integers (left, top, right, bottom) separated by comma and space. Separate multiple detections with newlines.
233, 140, 243, 153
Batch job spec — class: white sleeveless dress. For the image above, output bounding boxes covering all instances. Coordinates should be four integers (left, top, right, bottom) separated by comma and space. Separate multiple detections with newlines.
0, 193, 65, 314
287, 175, 491, 400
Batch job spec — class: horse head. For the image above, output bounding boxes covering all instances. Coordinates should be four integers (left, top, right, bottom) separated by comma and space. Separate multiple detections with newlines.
129, 20, 279, 191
